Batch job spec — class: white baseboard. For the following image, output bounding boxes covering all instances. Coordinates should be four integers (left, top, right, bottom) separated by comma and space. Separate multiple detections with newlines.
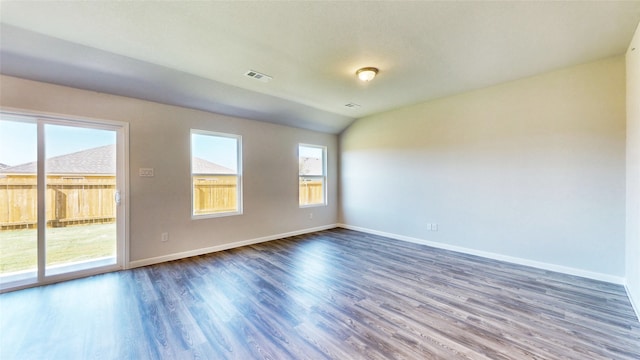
128, 224, 337, 269
338, 223, 626, 285
129, 222, 627, 287
625, 284, 640, 321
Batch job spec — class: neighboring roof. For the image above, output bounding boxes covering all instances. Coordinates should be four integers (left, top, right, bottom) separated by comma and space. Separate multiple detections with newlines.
1, 144, 115, 175
0, 145, 234, 175
299, 157, 322, 176
192, 157, 235, 175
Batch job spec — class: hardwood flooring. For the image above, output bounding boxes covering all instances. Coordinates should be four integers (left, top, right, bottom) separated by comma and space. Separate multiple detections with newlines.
1, 228, 639, 359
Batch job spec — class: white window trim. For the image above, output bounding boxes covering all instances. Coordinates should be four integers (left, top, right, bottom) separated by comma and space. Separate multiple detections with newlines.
190, 129, 243, 219
299, 143, 327, 208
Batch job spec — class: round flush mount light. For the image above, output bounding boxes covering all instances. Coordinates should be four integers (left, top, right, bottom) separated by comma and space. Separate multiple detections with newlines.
356, 67, 379, 82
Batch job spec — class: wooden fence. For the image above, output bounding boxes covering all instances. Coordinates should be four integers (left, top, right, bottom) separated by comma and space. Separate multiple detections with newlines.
299, 179, 324, 206
192, 175, 238, 214
192, 176, 324, 212
1, 175, 325, 229
0, 175, 116, 229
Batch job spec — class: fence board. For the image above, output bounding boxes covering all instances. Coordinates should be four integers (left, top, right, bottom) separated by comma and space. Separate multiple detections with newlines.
2, 175, 326, 228
1, 175, 116, 229
299, 180, 324, 206
193, 175, 238, 214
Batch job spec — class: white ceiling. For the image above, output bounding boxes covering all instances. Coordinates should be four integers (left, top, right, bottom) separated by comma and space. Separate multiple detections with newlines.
1, 1, 639, 134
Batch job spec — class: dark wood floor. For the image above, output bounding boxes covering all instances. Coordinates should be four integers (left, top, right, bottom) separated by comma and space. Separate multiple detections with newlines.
1, 228, 639, 359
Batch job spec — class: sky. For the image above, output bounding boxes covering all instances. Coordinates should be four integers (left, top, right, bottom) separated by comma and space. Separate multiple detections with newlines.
191, 132, 238, 171
2, 117, 237, 170
0, 117, 115, 167
2, 116, 321, 170
299, 145, 323, 159
191, 136, 324, 172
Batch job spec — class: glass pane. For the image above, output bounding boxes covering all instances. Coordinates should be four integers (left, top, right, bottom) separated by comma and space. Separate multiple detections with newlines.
0, 117, 38, 284
191, 131, 240, 216
299, 145, 325, 206
299, 146, 324, 176
192, 133, 238, 174
192, 175, 238, 214
299, 176, 325, 206
44, 124, 117, 276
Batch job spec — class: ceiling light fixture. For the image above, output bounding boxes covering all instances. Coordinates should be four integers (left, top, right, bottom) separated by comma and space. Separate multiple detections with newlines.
356, 67, 378, 82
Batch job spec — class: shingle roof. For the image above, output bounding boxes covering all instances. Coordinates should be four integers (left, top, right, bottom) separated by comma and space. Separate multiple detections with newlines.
0, 145, 235, 176
192, 157, 235, 174
0, 144, 115, 174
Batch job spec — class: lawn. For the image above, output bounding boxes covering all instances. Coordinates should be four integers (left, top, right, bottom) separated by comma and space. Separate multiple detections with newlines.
0, 223, 116, 274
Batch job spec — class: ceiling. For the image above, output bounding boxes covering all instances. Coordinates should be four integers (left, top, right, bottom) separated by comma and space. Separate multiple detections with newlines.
1, 1, 639, 134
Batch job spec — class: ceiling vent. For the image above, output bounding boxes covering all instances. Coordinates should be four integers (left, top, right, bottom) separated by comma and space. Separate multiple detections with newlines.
245, 70, 273, 83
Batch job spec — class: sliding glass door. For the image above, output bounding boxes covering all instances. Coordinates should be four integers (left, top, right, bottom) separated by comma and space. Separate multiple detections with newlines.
0, 112, 127, 290
0, 116, 37, 283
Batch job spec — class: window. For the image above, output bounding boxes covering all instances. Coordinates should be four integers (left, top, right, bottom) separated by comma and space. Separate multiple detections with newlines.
299, 144, 326, 207
191, 130, 242, 218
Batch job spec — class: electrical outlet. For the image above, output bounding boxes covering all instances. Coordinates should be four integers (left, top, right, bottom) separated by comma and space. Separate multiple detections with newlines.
139, 168, 154, 177
309, 213, 313, 220
161, 232, 169, 242
432, 223, 438, 231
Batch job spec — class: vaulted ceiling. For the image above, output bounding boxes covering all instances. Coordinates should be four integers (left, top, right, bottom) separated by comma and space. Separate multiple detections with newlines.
1, 1, 639, 133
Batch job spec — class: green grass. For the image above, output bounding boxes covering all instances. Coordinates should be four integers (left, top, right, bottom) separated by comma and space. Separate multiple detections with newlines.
0, 223, 116, 274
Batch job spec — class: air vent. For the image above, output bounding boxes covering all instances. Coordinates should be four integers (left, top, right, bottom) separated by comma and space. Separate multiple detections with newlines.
245, 70, 273, 83
345, 103, 361, 108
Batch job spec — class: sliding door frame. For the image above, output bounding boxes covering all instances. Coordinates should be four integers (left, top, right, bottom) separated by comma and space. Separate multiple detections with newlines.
0, 108, 129, 292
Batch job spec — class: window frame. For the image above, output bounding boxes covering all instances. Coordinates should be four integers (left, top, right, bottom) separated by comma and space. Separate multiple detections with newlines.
190, 129, 243, 219
0, 109, 129, 292
298, 143, 327, 208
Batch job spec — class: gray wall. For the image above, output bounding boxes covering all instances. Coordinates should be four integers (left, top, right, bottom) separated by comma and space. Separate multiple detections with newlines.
0, 75, 338, 265
626, 24, 640, 317
1, 51, 634, 308
340, 57, 626, 281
